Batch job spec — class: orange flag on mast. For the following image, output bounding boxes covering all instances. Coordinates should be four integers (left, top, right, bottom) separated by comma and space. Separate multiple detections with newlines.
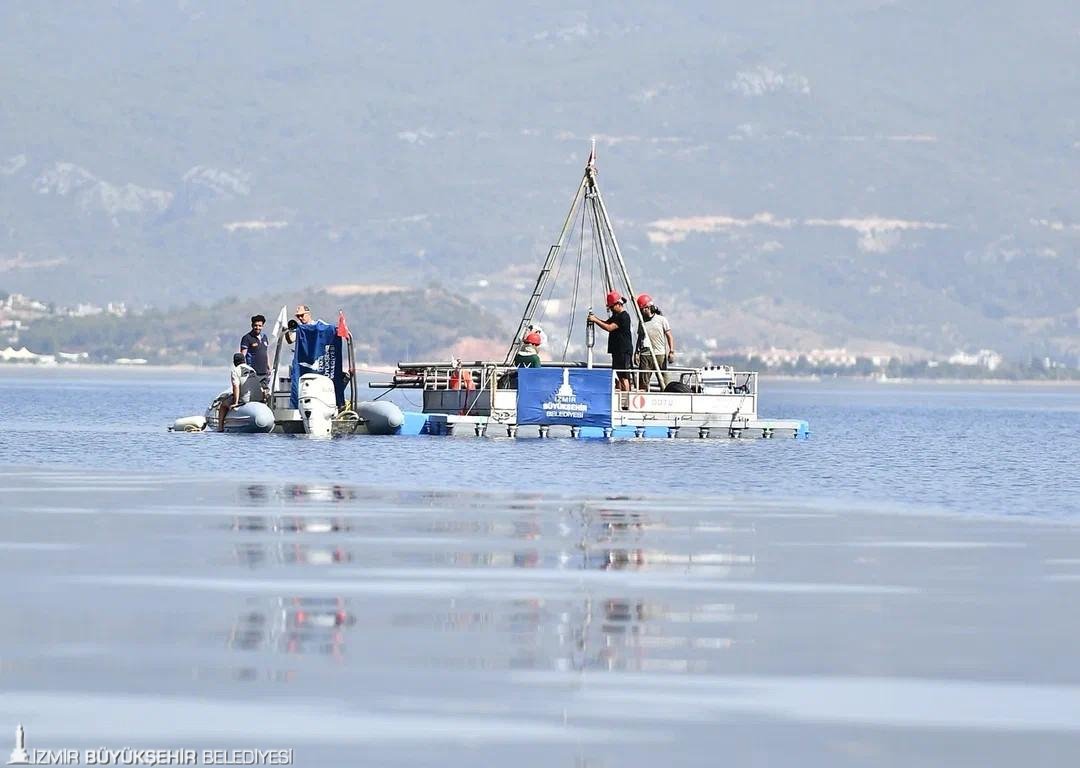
336, 309, 351, 339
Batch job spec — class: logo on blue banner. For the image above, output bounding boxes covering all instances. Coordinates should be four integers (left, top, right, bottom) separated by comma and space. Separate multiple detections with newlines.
516, 367, 613, 428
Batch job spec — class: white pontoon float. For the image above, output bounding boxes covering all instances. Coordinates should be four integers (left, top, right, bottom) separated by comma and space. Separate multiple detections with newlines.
371, 148, 809, 440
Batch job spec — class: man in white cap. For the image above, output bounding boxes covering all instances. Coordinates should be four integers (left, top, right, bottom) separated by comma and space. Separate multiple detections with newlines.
285, 303, 312, 344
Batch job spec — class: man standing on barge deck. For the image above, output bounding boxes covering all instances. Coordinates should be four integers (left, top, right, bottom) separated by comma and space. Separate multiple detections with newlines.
635, 294, 675, 390
587, 291, 634, 392
240, 314, 270, 386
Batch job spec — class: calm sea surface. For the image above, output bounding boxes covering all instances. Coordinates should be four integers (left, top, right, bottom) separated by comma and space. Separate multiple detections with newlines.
0, 367, 1077, 516
1, 368, 1079, 766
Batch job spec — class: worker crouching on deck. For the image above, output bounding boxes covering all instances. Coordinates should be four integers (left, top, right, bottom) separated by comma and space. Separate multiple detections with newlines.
516, 325, 544, 368
587, 291, 633, 392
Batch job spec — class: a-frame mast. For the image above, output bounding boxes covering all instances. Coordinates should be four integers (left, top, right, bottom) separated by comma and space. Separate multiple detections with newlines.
503, 152, 590, 365
505, 142, 660, 374
586, 150, 662, 375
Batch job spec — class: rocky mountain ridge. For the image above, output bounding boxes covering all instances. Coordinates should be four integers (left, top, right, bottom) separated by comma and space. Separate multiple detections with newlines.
1, 1, 1076, 362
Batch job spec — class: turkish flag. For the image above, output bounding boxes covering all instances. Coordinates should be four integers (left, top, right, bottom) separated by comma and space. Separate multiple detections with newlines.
336, 310, 351, 339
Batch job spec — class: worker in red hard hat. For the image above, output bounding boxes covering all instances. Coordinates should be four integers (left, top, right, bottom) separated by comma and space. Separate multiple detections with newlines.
587, 291, 634, 391
635, 294, 675, 390
516, 325, 543, 368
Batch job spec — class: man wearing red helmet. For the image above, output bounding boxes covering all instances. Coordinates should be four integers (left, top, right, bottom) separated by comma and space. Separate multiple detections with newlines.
587, 290, 634, 391
516, 325, 543, 368
634, 293, 675, 390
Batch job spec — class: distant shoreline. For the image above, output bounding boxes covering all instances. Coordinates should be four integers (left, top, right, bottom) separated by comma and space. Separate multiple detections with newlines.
762, 374, 1080, 387
0, 362, 399, 375
0, 362, 212, 374
1, 362, 1077, 386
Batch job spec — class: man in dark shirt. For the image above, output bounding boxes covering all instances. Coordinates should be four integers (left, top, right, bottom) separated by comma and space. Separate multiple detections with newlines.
587, 291, 634, 391
240, 314, 270, 384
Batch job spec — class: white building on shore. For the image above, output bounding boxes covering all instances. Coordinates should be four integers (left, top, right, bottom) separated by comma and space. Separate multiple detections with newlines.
947, 349, 1003, 371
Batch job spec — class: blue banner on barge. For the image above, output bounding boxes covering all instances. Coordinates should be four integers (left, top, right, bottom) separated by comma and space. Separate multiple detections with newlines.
290, 321, 346, 408
516, 367, 612, 428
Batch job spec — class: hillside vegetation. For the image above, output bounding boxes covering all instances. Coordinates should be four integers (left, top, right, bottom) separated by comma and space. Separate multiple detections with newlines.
18, 287, 507, 365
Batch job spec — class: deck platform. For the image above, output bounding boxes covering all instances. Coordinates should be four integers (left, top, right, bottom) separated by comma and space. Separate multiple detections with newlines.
404, 413, 809, 439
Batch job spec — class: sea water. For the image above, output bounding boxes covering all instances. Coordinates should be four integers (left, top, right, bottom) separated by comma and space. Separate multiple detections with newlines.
0, 368, 1078, 766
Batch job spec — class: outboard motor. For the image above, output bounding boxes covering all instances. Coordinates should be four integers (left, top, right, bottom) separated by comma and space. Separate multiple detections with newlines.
299, 373, 337, 437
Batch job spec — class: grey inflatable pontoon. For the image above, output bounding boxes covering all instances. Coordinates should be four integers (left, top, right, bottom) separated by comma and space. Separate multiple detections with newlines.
355, 400, 405, 435
202, 396, 275, 434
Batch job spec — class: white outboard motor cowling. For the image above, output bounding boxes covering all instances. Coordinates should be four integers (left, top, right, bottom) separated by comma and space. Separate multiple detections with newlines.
299, 373, 337, 437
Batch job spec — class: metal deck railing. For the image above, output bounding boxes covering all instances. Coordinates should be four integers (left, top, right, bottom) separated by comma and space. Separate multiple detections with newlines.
372, 362, 757, 397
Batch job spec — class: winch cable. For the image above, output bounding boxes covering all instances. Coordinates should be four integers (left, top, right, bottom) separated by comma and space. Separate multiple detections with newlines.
562, 198, 588, 361
598, 206, 634, 318
589, 197, 615, 294
588, 206, 596, 302
535, 197, 584, 352
371, 385, 396, 402
602, 210, 628, 302
398, 391, 422, 410
585, 209, 598, 356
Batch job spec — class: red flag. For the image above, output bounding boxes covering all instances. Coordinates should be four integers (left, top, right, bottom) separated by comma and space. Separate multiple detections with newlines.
336, 310, 351, 339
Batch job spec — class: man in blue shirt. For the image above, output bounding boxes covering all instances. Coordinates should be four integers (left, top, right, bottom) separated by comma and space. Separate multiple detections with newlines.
240, 314, 270, 384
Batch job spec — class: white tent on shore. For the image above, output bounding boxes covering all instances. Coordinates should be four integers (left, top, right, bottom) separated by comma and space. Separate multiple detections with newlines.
1, 346, 57, 364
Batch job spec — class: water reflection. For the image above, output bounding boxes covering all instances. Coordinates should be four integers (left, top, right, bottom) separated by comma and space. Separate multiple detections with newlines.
218, 488, 758, 678
232, 542, 352, 568
228, 597, 356, 657
591, 507, 650, 539
222, 590, 752, 675
242, 483, 358, 505
586, 548, 647, 570
230, 516, 352, 534
562, 597, 747, 674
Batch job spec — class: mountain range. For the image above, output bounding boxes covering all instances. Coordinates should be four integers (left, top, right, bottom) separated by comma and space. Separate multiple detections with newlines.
1, 1, 1077, 361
